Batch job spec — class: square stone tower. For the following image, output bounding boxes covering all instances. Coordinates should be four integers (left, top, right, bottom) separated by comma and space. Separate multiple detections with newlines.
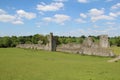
48, 33, 56, 51
82, 37, 93, 47
99, 35, 110, 48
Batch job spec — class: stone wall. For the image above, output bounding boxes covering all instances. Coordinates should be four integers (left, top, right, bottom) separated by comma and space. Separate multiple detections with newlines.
16, 33, 115, 57
56, 35, 115, 57
17, 33, 56, 51
16, 44, 47, 50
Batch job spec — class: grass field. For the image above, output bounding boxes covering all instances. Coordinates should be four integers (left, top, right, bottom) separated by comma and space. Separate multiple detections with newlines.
111, 46, 120, 55
0, 48, 120, 80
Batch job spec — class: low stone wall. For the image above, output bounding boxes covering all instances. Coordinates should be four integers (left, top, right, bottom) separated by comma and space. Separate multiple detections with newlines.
16, 44, 49, 50
56, 45, 114, 57
82, 47, 114, 56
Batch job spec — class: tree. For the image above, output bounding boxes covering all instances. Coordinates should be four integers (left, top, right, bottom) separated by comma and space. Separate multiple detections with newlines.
2, 36, 12, 47
116, 37, 120, 46
18, 36, 26, 44
0, 38, 3, 47
11, 36, 19, 47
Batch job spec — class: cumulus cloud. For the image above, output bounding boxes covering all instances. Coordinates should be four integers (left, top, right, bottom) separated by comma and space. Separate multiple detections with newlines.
77, 7, 120, 23
0, 9, 6, 14
111, 3, 120, 10
54, 14, 70, 24
109, 12, 117, 17
36, 2, 64, 12
42, 17, 53, 22
80, 13, 87, 18
0, 9, 16, 23
89, 8, 104, 16
109, 11, 120, 18
0, 14, 15, 22
91, 15, 114, 22
12, 20, 24, 24
88, 8, 114, 22
0, 9, 36, 25
43, 14, 70, 25
75, 18, 86, 23
78, 0, 89, 3
16, 10, 36, 19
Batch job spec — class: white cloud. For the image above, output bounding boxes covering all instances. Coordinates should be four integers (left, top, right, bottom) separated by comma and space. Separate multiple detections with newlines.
109, 12, 117, 17
78, 8, 119, 23
43, 14, 70, 25
91, 15, 114, 22
16, 10, 36, 19
36, 2, 64, 12
54, 14, 70, 24
42, 17, 53, 22
0, 9, 16, 23
116, 11, 120, 16
75, 18, 86, 23
109, 11, 120, 17
0, 14, 15, 22
89, 8, 104, 16
88, 8, 114, 22
106, 22, 115, 25
111, 3, 120, 10
12, 20, 24, 24
78, 0, 88, 3
0, 9, 6, 14
80, 13, 87, 18
0, 9, 36, 25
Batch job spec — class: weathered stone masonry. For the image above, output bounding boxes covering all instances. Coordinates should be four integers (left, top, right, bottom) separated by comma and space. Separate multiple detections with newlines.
17, 33, 115, 57
17, 33, 56, 51
57, 35, 114, 57
99, 35, 110, 48
47, 33, 56, 51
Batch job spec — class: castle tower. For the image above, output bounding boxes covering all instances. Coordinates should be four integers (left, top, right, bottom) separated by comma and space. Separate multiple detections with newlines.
99, 35, 110, 48
48, 33, 56, 51
83, 37, 93, 47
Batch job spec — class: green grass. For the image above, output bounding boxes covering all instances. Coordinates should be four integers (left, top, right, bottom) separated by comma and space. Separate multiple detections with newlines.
111, 46, 120, 55
0, 48, 120, 80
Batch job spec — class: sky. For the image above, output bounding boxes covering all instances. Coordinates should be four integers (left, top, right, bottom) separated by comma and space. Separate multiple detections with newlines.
0, 0, 120, 37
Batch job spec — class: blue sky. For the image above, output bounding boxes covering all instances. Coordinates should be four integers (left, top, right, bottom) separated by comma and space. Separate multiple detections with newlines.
0, 0, 120, 37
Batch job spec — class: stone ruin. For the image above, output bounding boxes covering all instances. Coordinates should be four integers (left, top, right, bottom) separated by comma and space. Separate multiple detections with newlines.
47, 33, 56, 51
99, 35, 110, 48
17, 33, 115, 57
56, 35, 115, 57
17, 33, 56, 51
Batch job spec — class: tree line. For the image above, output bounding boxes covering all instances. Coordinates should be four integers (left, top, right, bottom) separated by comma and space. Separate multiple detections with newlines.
0, 34, 120, 48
